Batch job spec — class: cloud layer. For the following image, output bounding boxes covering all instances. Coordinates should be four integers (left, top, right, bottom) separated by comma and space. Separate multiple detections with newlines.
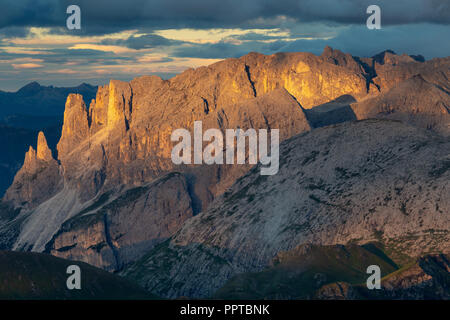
0, 0, 449, 90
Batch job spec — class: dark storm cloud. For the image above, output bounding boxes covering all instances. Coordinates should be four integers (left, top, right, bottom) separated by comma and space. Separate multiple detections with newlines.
102, 34, 185, 50
0, 46, 134, 67
173, 23, 450, 60
0, 26, 30, 37
233, 32, 287, 41
37, 49, 135, 65
0, 0, 449, 34
173, 40, 290, 59
1, 0, 449, 92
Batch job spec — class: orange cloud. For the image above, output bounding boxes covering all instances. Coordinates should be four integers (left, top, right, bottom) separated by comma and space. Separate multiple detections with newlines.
11, 63, 44, 69
47, 69, 78, 74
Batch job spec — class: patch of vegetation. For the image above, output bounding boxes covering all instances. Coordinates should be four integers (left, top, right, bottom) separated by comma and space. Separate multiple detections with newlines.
335, 166, 360, 179
213, 244, 399, 299
302, 151, 319, 166
0, 202, 21, 221
55, 243, 77, 253
78, 192, 112, 215
87, 242, 107, 253
428, 160, 450, 178
0, 250, 156, 299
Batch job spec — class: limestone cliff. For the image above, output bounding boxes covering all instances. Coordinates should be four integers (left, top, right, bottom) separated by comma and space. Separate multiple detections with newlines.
3, 131, 61, 208
45, 172, 193, 271
351, 74, 450, 135
122, 120, 450, 298
57, 94, 90, 160
7, 48, 447, 209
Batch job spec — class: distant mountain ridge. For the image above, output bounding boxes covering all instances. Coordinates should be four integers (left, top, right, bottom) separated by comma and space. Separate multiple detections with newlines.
0, 82, 97, 118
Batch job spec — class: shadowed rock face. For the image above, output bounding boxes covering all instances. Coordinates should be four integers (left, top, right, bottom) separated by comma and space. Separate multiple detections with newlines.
46, 172, 193, 271
1, 48, 449, 278
122, 120, 449, 298
316, 254, 450, 300
351, 75, 450, 136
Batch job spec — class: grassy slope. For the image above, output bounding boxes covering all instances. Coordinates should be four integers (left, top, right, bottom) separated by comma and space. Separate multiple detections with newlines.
0, 250, 157, 300
213, 243, 398, 299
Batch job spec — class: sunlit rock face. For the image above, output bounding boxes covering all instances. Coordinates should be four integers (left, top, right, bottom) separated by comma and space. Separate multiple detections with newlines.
12, 47, 446, 209
1, 48, 449, 274
46, 52, 328, 205
4, 131, 62, 209
57, 94, 90, 159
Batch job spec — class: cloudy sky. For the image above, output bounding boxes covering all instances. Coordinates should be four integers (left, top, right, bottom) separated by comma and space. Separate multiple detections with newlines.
0, 0, 449, 91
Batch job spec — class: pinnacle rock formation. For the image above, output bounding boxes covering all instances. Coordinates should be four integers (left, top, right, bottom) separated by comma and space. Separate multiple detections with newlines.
57, 93, 90, 160
3, 131, 61, 208
36, 131, 53, 162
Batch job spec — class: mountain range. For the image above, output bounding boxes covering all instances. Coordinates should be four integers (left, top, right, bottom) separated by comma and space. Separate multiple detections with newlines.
0, 47, 448, 299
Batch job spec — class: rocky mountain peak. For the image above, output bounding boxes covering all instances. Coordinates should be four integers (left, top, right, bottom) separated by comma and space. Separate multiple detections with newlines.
3, 131, 61, 208
107, 80, 132, 133
36, 131, 53, 161
57, 94, 89, 159
16, 81, 42, 95
23, 145, 37, 170
21, 131, 53, 171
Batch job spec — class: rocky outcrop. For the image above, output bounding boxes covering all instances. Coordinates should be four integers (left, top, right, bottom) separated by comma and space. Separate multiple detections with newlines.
213, 243, 398, 299
88, 84, 109, 135
351, 74, 450, 135
315, 282, 358, 300
57, 94, 90, 160
3, 131, 61, 208
317, 254, 450, 300
239, 51, 371, 109
122, 120, 450, 298
36, 131, 53, 161
7, 48, 447, 211
51, 72, 314, 206
372, 51, 450, 93
374, 254, 450, 299
46, 172, 193, 271
321, 45, 365, 75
